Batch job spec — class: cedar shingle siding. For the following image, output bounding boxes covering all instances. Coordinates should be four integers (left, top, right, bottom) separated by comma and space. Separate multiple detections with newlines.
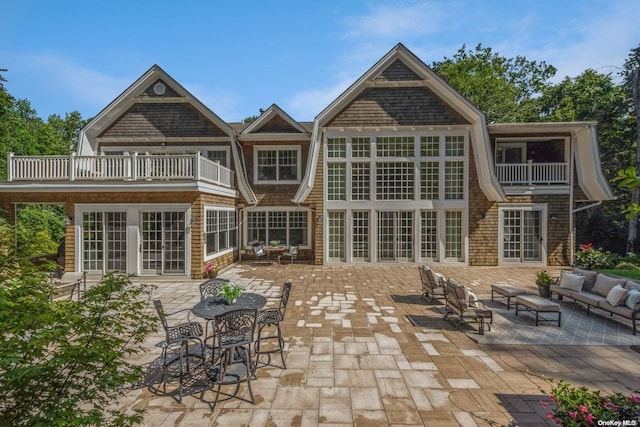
327, 87, 470, 127
373, 59, 422, 81
100, 104, 228, 138
140, 79, 181, 98
253, 116, 303, 133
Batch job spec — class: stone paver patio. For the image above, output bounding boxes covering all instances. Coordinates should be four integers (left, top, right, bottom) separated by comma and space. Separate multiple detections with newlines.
120, 264, 640, 426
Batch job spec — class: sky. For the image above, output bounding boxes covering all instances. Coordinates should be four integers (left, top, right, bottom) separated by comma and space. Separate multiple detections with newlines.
2, 0, 639, 123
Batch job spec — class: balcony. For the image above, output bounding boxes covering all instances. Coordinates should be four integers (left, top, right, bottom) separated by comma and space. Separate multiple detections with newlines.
7, 152, 235, 188
495, 161, 568, 185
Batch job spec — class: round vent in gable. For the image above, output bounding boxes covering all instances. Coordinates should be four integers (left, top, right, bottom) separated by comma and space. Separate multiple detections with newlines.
153, 82, 166, 95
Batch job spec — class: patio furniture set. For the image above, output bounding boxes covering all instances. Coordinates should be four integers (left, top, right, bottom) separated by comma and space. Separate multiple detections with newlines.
152, 277, 293, 407
252, 243, 298, 265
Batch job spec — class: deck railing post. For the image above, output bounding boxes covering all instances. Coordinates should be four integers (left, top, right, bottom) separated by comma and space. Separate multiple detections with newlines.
194, 152, 201, 181
69, 153, 76, 181
7, 152, 13, 182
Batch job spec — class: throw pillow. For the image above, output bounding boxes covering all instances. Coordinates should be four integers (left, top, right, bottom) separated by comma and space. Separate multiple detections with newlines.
624, 288, 640, 310
558, 271, 585, 292
624, 280, 640, 293
591, 274, 626, 297
466, 290, 479, 308
606, 284, 629, 306
572, 267, 598, 291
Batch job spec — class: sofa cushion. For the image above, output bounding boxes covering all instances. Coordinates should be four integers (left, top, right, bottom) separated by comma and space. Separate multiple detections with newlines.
558, 271, 585, 292
550, 284, 575, 298
624, 280, 640, 293
598, 301, 634, 318
624, 288, 640, 311
572, 267, 598, 291
573, 292, 607, 306
591, 274, 626, 297
606, 284, 629, 306
466, 290, 479, 308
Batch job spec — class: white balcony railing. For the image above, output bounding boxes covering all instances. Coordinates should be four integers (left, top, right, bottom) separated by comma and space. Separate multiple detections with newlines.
495, 161, 568, 185
7, 152, 235, 188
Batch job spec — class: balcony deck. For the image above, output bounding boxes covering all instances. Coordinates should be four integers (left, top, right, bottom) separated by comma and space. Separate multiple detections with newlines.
495, 162, 568, 185
7, 152, 235, 188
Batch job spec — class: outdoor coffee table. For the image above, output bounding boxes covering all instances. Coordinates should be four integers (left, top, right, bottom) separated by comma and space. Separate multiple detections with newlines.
491, 284, 529, 309
515, 294, 561, 326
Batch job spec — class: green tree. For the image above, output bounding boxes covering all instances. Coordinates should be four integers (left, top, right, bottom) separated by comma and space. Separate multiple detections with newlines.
431, 43, 557, 123
0, 218, 157, 426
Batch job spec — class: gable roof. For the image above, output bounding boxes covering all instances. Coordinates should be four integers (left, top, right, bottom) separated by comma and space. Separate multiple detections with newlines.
241, 104, 309, 135
76, 65, 257, 204
294, 43, 505, 203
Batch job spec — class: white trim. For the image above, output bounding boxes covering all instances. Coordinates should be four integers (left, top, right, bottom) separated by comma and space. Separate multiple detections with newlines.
203, 206, 238, 260
243, 207, 312, 249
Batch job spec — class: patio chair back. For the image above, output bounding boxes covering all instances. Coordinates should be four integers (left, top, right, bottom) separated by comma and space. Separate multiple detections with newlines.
199, 278, 230, 301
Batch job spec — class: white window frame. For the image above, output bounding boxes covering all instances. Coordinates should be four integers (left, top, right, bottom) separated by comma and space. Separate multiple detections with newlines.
204, 206, 237, 260
254, 145, 301, 184
206, 147, 230, 168
244, 208, 310, 248
497, 204, 548, 266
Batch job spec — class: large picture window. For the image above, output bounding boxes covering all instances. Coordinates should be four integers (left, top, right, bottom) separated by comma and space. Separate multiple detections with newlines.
246, 210, 308, 246
206, 208, 237, 256
255, 147, 299, 183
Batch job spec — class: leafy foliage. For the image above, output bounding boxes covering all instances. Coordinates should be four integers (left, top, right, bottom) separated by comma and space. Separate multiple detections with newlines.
0, 218, 157, 426
574, 243, 614, 269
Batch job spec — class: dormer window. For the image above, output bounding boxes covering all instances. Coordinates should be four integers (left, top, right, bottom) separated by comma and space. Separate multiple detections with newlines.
255, 146, 300, 183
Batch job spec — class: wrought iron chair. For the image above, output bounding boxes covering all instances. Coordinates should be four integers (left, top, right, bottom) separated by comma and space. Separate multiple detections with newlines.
153, 300, 204, 403
279, 245, 299, 264
199, 278, 230, 347
254, 281, 292, 370
208, 308, 257, 406
252, 243, 267, 265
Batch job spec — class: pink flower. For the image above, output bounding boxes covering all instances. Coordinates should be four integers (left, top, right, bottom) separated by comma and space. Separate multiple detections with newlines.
569, 411, 577, 419
579, 242, 594, 252
546, 412, 554, 420
585, 413, 595, 423
630, 395, 640, 402
540, 400, 548, 408
579, 404, 588, 414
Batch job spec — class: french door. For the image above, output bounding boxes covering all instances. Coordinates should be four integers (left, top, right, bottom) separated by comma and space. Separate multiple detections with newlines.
82, 212, 127, 273
140, 211, 186, 274
377, 211, 414, 262
502, 208, 543, 263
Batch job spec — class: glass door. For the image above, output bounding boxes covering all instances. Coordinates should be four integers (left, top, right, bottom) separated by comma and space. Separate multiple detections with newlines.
502, 209, 542, 262
377, 211, 414, 262
141, 211, 186, 275
82, 211, 127, 273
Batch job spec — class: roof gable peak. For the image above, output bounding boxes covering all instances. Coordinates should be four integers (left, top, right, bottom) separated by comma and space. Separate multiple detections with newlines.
241, 104, 308, 134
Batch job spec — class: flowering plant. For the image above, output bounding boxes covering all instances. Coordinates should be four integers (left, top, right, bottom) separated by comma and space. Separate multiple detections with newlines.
205, 262, 219, 273
575, 242, 612, 269
541, 377, 640, 426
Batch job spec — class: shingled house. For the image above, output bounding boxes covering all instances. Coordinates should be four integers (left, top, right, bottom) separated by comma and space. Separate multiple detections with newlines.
0, 44, 613, 278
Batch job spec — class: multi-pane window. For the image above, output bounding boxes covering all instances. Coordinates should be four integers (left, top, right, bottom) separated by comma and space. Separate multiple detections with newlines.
256, 148, 298, 182
246, 211, 308, 246
377, 136, 414, 157
106, 212, 127, 272
445, 211, 463, 261
352, 211, 369, 261
327, 211, 345, 261
327, 163, 346, 200
352, 137, 370, 158
444, 161, 464, 200
207, 149, 228, 168
420, 211, 437, 260
421, 136, 440, 156
420, 161, 439, 200
376, 162, 414, 200
351, 162, 370, 200
445, 135, 465, 156
206, 209, 237, 256
83, 211, 127, 272
327, 137, 347, 158
83, 212, 104, 271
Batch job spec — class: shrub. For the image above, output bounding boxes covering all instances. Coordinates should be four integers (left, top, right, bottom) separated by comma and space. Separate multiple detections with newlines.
614, 261, 640, 270
575, 243, 614, 269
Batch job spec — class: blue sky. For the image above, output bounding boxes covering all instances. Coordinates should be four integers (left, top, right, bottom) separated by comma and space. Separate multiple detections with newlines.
2, 0, 639, 122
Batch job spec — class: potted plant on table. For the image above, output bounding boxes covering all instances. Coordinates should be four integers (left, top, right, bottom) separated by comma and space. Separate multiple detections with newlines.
216, 282, 243, 305
535, 270, 554, 298
205, 261, 219, 279
270, 240, 281, 248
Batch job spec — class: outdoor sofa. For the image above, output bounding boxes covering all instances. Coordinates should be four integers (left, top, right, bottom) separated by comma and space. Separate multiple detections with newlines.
549, 267, 640, 335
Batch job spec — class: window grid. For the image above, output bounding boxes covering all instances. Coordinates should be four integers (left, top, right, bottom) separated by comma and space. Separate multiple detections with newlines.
421, 136, 440, 156
257, 149, 298, 182
351, 137, 370, 158
83, 212, 103, 271
207, 150, 227, 168
445, 135, 465, 156
257, 151, 277, 181
278, 150, 297, 180
247, 211, 308, 247
106, 212, 127, 272
352, 211, 369, 261
376, 136, 415, 157
351, 162, 370, 200
206, 209, 237, 256
444, 161, 464, 200
247, 211, 266, 244
289, 211, 308, 246
327, 211, 345, 261
420, 161, 439, 200
327, 163, 346, 200
445, 211, 463, 261
327, 137, 347, 158
420, 211, 437, 260
376, 161, 414, 200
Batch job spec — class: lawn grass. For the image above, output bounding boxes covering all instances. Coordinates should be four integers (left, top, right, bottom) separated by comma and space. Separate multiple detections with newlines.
598, 269, 640, 281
